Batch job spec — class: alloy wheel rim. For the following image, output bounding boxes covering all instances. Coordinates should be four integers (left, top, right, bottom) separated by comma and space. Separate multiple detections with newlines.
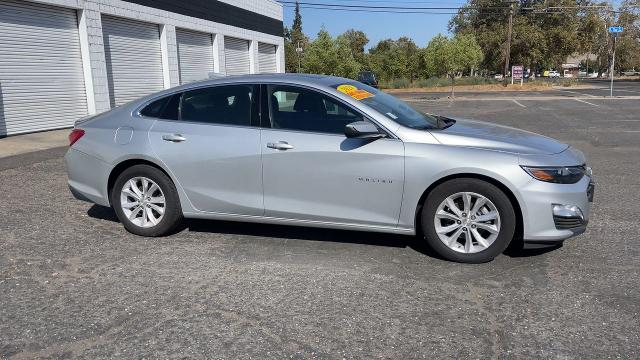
433, 192, 501, 254
120, 177, 165, 228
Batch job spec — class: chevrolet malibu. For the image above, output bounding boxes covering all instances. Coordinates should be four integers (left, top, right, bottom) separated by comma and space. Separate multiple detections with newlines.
65, 74, 594, 263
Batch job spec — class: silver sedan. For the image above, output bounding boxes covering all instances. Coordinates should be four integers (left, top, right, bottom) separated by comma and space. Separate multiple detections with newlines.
65, 74, 594, 263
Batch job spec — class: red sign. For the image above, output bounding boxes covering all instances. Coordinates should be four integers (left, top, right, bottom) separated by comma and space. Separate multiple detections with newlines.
512, 65, 524, 80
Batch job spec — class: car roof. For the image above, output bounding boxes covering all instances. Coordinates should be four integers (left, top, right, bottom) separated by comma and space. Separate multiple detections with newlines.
181, 73, 351, 89
130, 73, 359, 107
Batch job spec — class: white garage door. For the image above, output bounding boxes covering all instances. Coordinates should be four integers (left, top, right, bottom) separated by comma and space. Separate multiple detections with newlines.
176, 29, 214, 84
0, 0, 87, 136
224, 37, 250, 75
258, 43, 277, 73
102, 16, 164, 108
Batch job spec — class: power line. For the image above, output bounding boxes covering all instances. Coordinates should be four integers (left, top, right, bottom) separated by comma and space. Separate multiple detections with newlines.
281, 1, 623, 15
307, 0, 469, 3
280, 1, 510, 10
282, 4, 488, 14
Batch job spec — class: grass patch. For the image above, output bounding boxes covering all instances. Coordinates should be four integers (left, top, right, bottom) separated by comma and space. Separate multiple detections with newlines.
379, 77, 499, 89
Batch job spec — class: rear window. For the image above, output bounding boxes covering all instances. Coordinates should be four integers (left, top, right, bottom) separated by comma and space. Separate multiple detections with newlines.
140, 94, 180, 120
140, 96, 169, 117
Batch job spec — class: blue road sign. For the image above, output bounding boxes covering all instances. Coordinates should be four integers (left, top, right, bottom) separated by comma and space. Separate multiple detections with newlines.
609, 26, 624, 33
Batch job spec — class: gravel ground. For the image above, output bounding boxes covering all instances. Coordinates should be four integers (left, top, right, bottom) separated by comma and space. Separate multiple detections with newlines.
1, 95, 639, 359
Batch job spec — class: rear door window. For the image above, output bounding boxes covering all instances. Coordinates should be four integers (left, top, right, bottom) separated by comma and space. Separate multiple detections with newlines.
140, 85, 257, 126
180, 85, 256, 126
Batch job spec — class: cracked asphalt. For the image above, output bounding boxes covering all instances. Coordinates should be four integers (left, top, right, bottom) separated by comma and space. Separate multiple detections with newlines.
1, 91, 639, 359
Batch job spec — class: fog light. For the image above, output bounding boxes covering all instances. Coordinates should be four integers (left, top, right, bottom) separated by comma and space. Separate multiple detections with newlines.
552, 204, 584, 220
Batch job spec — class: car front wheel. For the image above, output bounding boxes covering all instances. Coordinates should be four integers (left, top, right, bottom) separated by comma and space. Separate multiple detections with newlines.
422, 178, 516, 263
111, 164, 183, 237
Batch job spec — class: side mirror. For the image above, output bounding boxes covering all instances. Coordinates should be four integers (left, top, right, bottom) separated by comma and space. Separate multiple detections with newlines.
345, 121, 386, 139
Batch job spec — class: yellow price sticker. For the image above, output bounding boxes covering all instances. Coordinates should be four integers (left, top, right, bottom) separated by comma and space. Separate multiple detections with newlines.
337, 85, 358, 94
336, 84, 374, 101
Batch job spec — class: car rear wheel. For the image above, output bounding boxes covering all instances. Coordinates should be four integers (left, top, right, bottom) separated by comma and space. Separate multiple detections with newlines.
422, 178, 516, 263
111, 164, 182, 237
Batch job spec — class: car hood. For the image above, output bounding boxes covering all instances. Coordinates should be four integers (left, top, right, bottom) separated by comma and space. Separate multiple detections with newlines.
428, 118, 569, 155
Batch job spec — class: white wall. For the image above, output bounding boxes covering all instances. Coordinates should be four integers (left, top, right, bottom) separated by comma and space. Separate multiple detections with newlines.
23, 0, 284, 114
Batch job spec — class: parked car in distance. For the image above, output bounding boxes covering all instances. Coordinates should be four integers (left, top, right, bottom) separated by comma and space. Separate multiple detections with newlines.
578, 71, 599, 78
548, 70, 561, 78
357, 71, 378, 88
66, 74, 594, 263
493, 73, 504, 80
622, 70, 640, 76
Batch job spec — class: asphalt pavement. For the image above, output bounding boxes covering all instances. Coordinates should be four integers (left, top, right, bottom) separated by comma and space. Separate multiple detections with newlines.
1, 89, 639, 359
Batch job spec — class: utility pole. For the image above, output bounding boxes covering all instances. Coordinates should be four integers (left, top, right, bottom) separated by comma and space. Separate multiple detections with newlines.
503, 1, 514, 86
608, 0, 620, 97
296, 41, 303, 73
610, 34, 617, 97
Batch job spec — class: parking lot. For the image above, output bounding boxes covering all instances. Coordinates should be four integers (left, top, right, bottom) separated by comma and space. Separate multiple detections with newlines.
1, 88, 639, 358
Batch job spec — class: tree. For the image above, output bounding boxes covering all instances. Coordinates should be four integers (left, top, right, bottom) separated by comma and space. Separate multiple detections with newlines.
342, 29, 369, 65
368, 37, 424, 82
423, 34, 483, 97
423, 34, 452, 78
335, 34, 363, 78
292, 1, 302, 34
284, 2, 309, 73
302, 29, 361, 78
450, 0, 608, 73
396, 37, 422, 81
302, 29, 335, 75
615, 0, 640, 72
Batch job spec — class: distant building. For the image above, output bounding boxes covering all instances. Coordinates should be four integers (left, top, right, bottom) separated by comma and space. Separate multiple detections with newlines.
0, 0, 284, 136
562, 63, 580, 78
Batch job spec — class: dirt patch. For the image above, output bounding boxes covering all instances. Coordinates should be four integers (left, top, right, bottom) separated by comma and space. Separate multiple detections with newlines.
384, 83, 596, 93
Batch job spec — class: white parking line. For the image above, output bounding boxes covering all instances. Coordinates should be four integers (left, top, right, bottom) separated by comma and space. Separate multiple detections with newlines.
574, 98, 600, 107
512, 99, 526, 108
597, 88, 640, 94
554, 88, 598, 98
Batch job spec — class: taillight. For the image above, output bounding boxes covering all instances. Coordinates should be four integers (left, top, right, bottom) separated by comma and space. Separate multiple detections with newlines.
69, 129, 85, 146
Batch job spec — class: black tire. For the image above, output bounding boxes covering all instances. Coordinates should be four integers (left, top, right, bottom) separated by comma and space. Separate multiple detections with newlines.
111, 164, 183, 237
421, 178, 516, 263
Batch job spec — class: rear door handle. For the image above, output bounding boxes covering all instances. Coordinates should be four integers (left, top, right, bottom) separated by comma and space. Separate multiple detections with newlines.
162, 134, 187, 143
267, 141, 294, 150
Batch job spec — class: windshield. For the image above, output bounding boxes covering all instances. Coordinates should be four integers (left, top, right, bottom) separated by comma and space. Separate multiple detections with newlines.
332, 82, 441, 129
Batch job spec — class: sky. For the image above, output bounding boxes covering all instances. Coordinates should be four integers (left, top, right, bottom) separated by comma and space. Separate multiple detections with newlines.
280, 0, 626, 50
281, 0, 482, 49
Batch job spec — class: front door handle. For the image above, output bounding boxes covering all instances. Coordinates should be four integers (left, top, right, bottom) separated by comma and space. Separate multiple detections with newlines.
267, 141, 294, 150
162, 134, 187, 143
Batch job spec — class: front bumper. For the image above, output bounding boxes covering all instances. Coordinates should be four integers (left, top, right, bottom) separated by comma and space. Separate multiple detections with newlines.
520, 175, 593, 243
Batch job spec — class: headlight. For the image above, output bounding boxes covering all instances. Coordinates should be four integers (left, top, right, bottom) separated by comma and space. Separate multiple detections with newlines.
521, 165, 586, 184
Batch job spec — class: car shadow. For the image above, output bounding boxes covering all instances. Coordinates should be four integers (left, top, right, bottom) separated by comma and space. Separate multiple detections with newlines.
87, 204, 119, 222
87, 204, 562, 260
